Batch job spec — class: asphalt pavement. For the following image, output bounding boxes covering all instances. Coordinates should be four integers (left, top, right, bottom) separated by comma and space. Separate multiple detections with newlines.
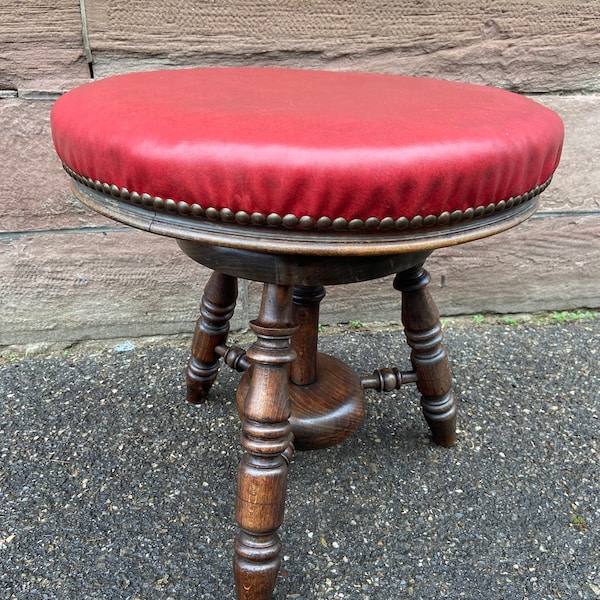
1, 317, 599, 599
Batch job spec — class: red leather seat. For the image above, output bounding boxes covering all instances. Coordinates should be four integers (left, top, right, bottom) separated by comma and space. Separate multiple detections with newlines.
51, 68, 563, 232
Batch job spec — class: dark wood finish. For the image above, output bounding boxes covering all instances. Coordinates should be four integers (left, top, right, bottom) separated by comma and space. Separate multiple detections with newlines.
237, 285, 365, 453
290, 286, 326, 385
174, 257, 457, 596
178, 239, 432, 286
361, 367, 419, 391
233, 283, 297, 600
215, 342, 252, 372
394, 266, 457, 447
186, 271, 238, 404
238, 352, 365, 451
287, 353, 365, 450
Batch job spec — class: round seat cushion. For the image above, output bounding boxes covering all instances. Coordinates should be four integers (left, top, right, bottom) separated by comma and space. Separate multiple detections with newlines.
51, 67, 563, 232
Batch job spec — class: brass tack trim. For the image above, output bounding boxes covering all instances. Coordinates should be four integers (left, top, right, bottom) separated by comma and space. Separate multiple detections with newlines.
251, 212, 266, 225
235, 211, 251, 225
282, 214, 299, 228
63, 164, 550, 233
267, 213, 282, 227
365, 217, 380, 230
380, 217, 395, 230
332, 217, 348, 230
141, 193, 153, 207
299, 215, 314, 230
395, 217, 409, 230
423, 214, 438, 227
317, 216, 332, 229
177, 201, 190, 215
437, 212, 451, 225
220, 208, 235, 222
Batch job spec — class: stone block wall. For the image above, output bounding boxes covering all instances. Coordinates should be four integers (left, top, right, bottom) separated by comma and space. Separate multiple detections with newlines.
1, 1, 599, 351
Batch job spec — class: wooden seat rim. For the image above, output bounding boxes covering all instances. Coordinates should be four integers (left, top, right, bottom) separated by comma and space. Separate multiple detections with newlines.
72, 182, 539, 257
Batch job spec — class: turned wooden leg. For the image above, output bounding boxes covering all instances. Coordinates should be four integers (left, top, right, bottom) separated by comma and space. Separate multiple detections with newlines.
186, 271, 238, 404
394, 265, 457, 447
233, 283, 297, 599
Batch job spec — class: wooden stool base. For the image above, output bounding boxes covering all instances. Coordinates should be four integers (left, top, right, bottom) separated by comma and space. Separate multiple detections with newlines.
185, 265, 457, 600
237, 352, 365, 451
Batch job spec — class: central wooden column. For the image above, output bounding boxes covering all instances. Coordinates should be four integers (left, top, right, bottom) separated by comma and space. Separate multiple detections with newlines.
290, 286, 326, 385
233, 283, 297, 599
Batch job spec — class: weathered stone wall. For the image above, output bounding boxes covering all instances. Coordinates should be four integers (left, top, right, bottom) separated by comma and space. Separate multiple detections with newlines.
2, 1, 599, 351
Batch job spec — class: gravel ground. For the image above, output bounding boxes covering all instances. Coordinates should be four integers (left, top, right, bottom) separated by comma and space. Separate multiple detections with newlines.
1, 318, 599, 599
